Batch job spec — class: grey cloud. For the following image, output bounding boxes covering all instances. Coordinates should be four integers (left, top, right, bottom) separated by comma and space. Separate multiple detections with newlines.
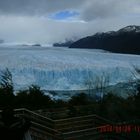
80, 0, 140, 21
0, 16, 88, 43
0, 0, 140, 21
0, 0, 84, 16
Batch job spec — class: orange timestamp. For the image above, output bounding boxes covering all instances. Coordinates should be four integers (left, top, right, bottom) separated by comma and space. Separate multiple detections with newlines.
98, 124, 140, 133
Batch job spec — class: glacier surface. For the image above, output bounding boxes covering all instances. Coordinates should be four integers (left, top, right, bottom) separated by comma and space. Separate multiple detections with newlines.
0, 44, 140, 91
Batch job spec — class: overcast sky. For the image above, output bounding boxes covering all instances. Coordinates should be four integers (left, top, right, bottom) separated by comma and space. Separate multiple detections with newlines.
0, 0, 140, 44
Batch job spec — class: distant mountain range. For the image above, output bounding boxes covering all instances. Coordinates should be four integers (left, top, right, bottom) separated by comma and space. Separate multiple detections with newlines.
70, 25, 140, 55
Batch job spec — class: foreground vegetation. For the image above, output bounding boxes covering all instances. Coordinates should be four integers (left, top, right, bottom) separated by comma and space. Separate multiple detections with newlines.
0, 68, 140, 122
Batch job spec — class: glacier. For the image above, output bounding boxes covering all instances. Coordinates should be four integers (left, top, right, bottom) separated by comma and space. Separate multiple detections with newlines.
0, 44, 140, 91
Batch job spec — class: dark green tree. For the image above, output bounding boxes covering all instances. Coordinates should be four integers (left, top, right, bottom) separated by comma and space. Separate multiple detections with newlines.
0, 68, 15, 108
69, 93, 90, 106
0, 68, 14, 95
16, 85, 53, 109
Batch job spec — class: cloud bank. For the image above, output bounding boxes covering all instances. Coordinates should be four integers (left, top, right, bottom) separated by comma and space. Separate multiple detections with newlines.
0, 0, 140, 43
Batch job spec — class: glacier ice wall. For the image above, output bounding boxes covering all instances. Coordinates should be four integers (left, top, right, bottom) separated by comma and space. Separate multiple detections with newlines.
0, 45, 140, 91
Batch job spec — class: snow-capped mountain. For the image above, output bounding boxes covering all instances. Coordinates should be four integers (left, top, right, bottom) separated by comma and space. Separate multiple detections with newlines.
118, 25, 140, 33
70, 25, 140, 54
0, 45, 140, 91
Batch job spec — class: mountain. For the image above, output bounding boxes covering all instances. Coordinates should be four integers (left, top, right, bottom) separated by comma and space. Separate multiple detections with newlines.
53, 40, 73, 47
53, 39, 76, 47
70, 25, 140, 54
